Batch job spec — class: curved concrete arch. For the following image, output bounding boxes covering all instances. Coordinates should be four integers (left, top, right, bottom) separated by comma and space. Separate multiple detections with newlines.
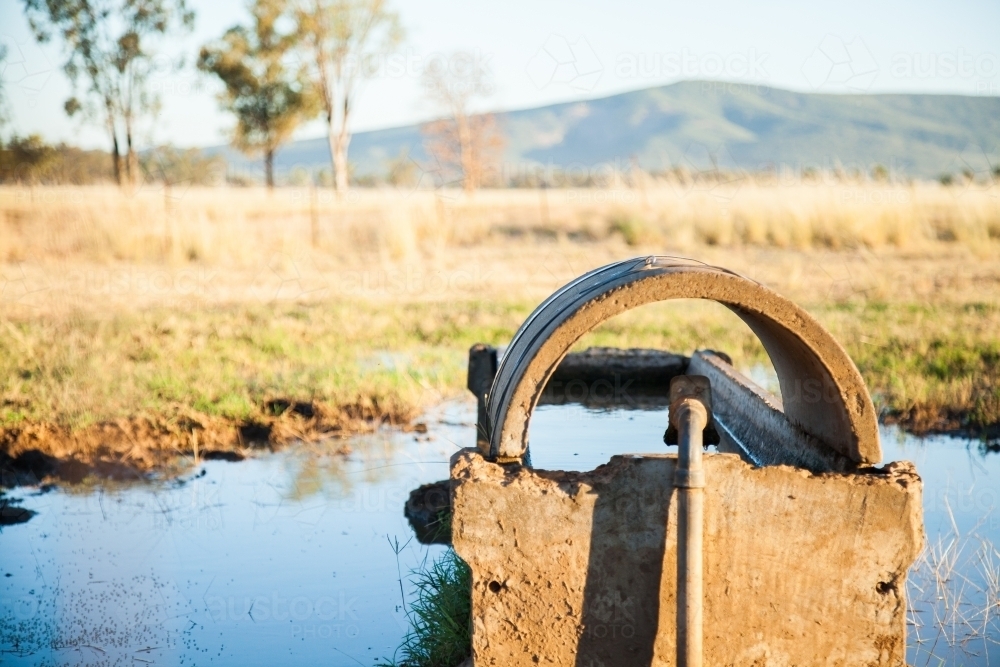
486, 256, 881, 464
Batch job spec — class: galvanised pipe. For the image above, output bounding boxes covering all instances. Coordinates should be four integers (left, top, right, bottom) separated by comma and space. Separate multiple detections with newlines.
673, 395, 708, 667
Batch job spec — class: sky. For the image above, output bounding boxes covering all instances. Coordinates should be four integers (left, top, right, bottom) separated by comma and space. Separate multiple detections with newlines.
1, 0, 998, 150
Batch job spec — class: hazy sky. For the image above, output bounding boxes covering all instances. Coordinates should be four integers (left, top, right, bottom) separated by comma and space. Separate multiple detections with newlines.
1, 0, 998, 149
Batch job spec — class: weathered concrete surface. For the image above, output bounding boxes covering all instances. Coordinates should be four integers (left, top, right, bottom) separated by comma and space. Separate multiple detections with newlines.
451, 449, 924, 666
688, 350, 855, 473
486, 257, 881, 464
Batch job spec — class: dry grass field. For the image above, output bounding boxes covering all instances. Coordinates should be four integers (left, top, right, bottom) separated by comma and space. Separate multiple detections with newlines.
1, 182, 999, 478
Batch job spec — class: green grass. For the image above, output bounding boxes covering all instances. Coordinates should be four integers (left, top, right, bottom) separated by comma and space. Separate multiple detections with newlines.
385, 548, 472, 667
575, 298, 1000, 434
1, 297, 997, 467
0, 300, 531, 430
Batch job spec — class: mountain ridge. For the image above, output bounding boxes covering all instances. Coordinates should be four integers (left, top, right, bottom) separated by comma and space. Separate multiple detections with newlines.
211, 80, 1000, 181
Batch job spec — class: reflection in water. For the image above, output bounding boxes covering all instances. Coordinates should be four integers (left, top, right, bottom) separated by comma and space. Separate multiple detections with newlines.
0, 402, 470, 667
280, 434, 403, 503
0, 497, 36, 526
0, 399, 997, 666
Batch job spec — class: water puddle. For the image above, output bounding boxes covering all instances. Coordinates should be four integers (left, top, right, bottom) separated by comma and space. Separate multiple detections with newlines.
2, 400, 998, 665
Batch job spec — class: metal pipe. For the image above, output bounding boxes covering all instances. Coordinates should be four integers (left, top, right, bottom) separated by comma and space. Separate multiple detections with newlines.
674, 396, 708, 667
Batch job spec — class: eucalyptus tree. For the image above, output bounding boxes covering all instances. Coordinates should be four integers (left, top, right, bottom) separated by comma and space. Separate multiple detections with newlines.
295, 0, 402, 193
199, 0, 317, 189
22, 0, 194, 186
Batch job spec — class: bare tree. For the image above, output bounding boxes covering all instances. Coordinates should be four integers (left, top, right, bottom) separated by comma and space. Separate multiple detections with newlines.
23, 0, 194, 186
295, 0, 402, 193
198, 0, 317, 189
421, 51, 505, 193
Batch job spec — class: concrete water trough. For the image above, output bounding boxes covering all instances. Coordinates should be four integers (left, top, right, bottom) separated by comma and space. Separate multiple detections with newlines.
415, 257, 925, 666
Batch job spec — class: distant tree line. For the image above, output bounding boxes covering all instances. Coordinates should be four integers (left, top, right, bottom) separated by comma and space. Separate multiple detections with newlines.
11, 0, 504, 193
0, 135, 224, 185
0, 135, 113, 184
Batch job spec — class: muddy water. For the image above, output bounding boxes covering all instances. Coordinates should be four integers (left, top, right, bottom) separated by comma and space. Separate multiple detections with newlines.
2, 400, 998, 666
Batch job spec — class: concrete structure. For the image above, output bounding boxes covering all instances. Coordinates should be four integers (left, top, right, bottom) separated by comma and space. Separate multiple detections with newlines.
451, 451, 923, 666
486, 256, 880, 465
452, 257, 926, 666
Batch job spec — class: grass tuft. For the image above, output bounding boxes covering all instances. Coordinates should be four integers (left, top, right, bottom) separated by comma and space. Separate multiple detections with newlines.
907, 511, 1000, 663
385, 548, 472, 667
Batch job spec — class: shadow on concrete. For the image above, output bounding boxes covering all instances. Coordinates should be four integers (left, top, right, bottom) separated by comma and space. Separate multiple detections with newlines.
571, 457, 675, 666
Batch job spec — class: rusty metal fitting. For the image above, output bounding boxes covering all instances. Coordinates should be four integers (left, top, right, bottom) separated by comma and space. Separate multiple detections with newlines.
671, 397, 709, 432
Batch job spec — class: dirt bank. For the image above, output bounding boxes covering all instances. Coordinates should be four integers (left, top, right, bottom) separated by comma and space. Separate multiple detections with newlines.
0, 397, 417, 487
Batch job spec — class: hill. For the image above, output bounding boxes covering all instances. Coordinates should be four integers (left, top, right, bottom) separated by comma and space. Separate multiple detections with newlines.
213, 81, 1000, 181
